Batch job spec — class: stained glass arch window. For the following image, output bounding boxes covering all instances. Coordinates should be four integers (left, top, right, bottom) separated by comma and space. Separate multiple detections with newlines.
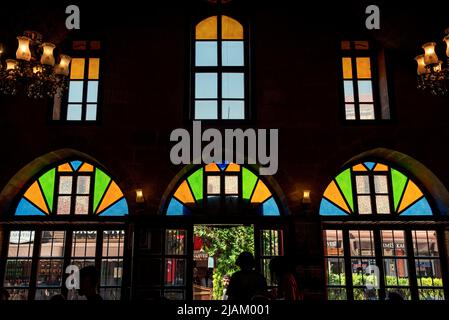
165, 163, 281, 216
15, 160, 128, 216
319, 161, 433, 217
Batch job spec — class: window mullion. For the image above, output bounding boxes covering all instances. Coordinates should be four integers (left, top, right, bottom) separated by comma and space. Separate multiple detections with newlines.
217, 15, 223, 120
406, 229, 419, 300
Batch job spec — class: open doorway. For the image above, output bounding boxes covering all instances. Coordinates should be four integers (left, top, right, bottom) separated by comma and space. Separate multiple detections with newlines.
193, 224, 254, 300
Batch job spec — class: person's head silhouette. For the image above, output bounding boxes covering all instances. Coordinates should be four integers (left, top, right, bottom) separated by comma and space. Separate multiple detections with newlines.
78, 266, 102, 300
236, 252, 255, 271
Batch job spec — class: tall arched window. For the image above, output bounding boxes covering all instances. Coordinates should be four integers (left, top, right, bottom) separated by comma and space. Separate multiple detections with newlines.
192, 15, 248, 120
2, 159, 128, 300
320, 161, 446, 301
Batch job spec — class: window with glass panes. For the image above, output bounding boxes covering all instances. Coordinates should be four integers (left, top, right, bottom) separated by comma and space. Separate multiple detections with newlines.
164, 229, 187, 300
205, 165, 240, 207
65, 40, 101, 121
193, 16, 247, 120
260, 229, 284, 288
354, 171, 392, 215
1, 228, 125, 300
340, 41, 379, 120
323, 228, 446, 301
55, 168, 93, 215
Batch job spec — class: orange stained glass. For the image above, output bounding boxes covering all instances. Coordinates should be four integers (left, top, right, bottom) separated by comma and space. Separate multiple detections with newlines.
222, 16, 243, 40
373, 163, 389, 171
174, 180, 195, 204
70, 58, 85, 79
354, 41, 369, 50
96, 181, 124, 214
88, 58, 100, 79
58, 163, 73, 172
196, 16, 218, 40
205, 163, 220, 172
398, 180, 423, 213
323, 181, 350, 213
342, 58, 353, 79
79, 163, 94, 172
24, 181, 49, 214
353, 164, 367, 171
356, 57, 371, 79
341, 41, 351, 50
250, 180, 271, 203
225, 163, 240, 172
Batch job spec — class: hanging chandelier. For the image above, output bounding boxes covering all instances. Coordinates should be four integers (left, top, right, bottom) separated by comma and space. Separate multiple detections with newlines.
414, 28, 449, 96
0, 31, 71, 99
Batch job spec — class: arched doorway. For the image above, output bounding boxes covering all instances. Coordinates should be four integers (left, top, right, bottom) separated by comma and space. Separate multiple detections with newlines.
131, 163, 289, 300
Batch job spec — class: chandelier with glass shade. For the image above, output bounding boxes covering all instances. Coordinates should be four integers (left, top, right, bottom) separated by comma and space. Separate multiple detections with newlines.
0, 31, 71, 99
415, 28, 449, 96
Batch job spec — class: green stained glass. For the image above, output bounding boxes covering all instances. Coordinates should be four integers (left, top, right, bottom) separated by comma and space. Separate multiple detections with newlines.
93, 168, 111, 212
391, 168, 408, 211
335, 168, 354, 212
187, 168, 203, 202
242, 167, 258, 200
38, 168, 55, 212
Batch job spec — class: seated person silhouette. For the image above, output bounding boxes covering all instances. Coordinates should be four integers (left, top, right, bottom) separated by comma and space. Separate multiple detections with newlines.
226, 252, 268, 300
78, 266, 103, 301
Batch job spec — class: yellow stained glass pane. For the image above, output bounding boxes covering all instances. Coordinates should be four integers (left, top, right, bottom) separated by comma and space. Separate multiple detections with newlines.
196, 16, 218, 40
205, 163, 220, 171
323, 181, 350, 213
96, 181, 123, 214
58, 163, 73, 172
353, 164, 367, 171
356, 57, 371, 79
373, 163, 389, 171
174, 180, 195, 205
24, 181, 49, 214
70, 58, 85, 79
79, 163, 94, 172
398, 181, 423, 213
225, 163, 240, 172
250, 180, 271, 203
88, 58, 100, 80
222, 15, 243, 40
342, 58, 353, 79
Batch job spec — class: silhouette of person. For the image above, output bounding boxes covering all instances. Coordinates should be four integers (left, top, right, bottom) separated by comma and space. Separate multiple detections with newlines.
78, 266, 103, 301
226, 252, 267, 300
269, 256, 302, 300
388, 291, 404, 302
0, 288, 10, 301
50, 293, 66, 301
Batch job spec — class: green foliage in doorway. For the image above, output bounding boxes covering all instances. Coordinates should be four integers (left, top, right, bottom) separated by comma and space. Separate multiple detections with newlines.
195, 225, 255, 300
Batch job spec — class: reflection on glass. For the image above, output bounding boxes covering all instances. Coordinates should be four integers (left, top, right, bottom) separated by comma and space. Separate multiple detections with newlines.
165, 258, 186, 286
165, 230, 186, 255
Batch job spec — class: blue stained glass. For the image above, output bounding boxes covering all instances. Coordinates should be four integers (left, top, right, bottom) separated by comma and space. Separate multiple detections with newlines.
357, 80, 373, 102
217, 163, 228, 171
319, 198, 348, 216
196, 41, 217, 66
195, 101, 218, 119
99, 198, 129, 216
167, 198, 190, 216
87, 81, 98, 103
68, 81, 83, 103
400, 197, 432, 216
222, 41, 244, 66
15, 198, 46, 216
195, 73, 217, 98
364, 162, 376, 170
222, 73, 244, 99
67, 104, 82, 121
259, 197, 280, 216
222, 101, 245, 119
70, 160, 83, 171
343, 80, 354, 102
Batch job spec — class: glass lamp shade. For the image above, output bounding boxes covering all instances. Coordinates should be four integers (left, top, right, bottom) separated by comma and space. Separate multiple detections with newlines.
434, 61, 443, 73
444, 35, 449, 58
16, 36, 32, 61
422, 42, 438, 65
0, 43, 4, 57
40, 42, 56, 66
414, 55, 428, 75
54, 54, 71, 76
6, 59, 18, 70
